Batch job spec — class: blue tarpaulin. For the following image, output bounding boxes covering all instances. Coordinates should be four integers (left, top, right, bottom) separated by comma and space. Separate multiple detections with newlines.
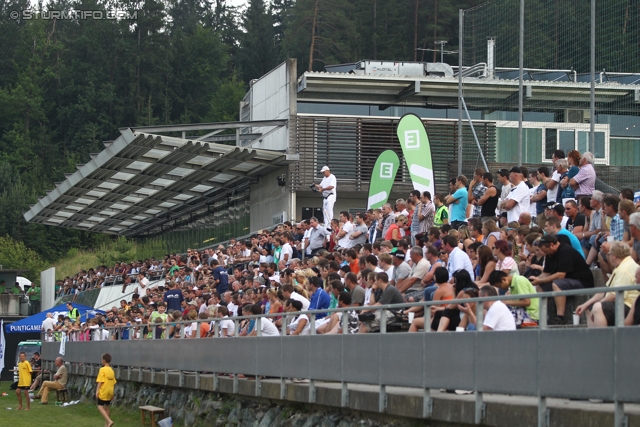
5, 303, 104, 333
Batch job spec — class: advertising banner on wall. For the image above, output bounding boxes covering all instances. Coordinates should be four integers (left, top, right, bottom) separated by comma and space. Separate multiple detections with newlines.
397, 113, 435, 195
367, 150, 400, 209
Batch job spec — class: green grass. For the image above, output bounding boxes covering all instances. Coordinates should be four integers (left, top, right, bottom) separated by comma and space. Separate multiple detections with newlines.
54, 250, 100, 280
1, 390, 142, 427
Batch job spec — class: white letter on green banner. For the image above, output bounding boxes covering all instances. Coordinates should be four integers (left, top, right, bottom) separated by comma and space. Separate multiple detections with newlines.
367, 150, 400, 209
397, 113, 435, 195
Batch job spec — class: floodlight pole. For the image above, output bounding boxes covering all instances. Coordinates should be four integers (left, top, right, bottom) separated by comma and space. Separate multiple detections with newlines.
458, 9, 464, 176
589, 0, 595, 153
517, 0, 524, 166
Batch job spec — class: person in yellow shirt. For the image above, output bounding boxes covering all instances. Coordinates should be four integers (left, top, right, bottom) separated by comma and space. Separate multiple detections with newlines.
576, 242, 640, 327
16, 352, 32, 410
96, 353, 116, 427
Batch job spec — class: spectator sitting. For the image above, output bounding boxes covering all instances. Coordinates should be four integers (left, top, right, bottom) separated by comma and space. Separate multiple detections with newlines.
442, 235, 474, 280
307, 276, 331, 319
317, 293, 359, 334
488, 270, 539, 327
479, 285, 516, 331
432, 269, 477, 331
544, 216, 585, 257
493, 240, 518, 276
576, 242, 640, 327
397, 247, 431, 298
624, 268, 640, 326
358, 273, 404, 333
531, 234, 594, 325
286, 299, 310, 335
408, 267, 452, 332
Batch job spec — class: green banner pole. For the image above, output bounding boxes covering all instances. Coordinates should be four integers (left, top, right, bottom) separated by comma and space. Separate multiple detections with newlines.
367, 150, 400, 209
397, 113, 436, 195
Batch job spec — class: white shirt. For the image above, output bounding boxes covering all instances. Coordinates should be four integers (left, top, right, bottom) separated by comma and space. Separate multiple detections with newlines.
303, 228, 312, 254
137, 277, 150, 297
484, 301, 516, 331
447, 247, 475, 279
505, 181, 530, 223
528, 186, 538, 217
289, 314, 310, 335
289, 291, 310, 310
258, 318, 280, 336
280, 242, 293, 263
227, 302, 238, 317
547, 171, 561, 202
320, 174, 337, 198
337, 222, 354, 248
42, 317, 57, 332
219, 317, 235, 336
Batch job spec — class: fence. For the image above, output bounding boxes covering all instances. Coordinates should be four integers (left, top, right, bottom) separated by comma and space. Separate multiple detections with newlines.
41, 285, 640, 427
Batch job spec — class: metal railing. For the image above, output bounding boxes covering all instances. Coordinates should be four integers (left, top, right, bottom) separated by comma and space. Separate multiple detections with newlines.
41, 285, 640, 427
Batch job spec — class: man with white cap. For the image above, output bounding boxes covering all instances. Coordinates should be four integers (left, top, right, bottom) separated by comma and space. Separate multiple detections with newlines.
316, 166, 337, 226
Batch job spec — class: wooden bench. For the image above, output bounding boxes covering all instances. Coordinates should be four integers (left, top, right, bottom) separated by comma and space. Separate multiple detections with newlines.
140, 405, 165, 427
55, 388, 69, 403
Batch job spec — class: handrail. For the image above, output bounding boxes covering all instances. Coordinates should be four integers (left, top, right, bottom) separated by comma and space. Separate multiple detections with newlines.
44, 284, 640, 342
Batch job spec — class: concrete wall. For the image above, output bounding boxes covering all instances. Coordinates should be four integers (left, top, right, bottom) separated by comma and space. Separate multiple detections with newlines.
250, 168, 291, 231
248, 62, 290, 151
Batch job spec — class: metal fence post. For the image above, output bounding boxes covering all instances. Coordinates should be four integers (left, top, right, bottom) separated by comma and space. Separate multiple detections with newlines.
614, 291, 628, 427
423, 388, 433, 418
475, 302, 484, 425
255, 317, 261, 396
538, 297, 549, 427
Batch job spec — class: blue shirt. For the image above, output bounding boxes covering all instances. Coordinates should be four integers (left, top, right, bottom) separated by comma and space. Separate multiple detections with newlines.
309, 288, 331, 319
164, 289, 184, 312
449, 188, 468, 222
557, 229, 585, 258
609, 214, 625, 242
213, 266, 229, 293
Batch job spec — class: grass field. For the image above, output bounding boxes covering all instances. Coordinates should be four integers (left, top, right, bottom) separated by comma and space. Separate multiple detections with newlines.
1, 390, 143, 427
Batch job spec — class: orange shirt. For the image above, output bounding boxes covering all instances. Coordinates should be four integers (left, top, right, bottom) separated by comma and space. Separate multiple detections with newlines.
200, 322, 210, 338
349, 260, 360, 275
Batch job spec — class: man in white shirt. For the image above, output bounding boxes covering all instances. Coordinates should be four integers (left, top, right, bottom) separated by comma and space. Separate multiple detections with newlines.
336, 211, 354, 249
281, 284, 310, 310
377, 253, 395, 284
315, 165, 337, 226
216, 307, 235, 337
480, 285, 516, 331
396, 247, 431, 295
546, 150, 564, 202
137, 273, 149, 297
499, 166, 530, 223
280, 234, 294, 265
442, 235, 474, 280
41, 313, 57, 341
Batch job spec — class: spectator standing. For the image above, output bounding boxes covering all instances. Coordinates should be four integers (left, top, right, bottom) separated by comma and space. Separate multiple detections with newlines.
349, 213, 369, 247
496, 169, 513, 214
445, 175, 469, 229
468, 168, 487, 218
306, 217, 330, 256
163, 281, 184, 312
433, 194, 449, 227
500, 166, 530, 223
336, 211, 354, 249
570, 151, 597, 197
477, 172, 499, 222
378, 203, 397, 239
316, 165, 337, 226
27, 283, 41, 315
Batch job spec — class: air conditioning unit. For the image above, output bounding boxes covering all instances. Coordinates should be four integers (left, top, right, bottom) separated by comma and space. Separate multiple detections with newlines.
565, 109, 591, 123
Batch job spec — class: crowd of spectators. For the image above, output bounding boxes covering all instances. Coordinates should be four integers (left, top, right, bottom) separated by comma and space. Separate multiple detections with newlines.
44, 149, 640, 342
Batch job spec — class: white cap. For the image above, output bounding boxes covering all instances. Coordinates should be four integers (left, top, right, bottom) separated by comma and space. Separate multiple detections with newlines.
320, 166, 330, 172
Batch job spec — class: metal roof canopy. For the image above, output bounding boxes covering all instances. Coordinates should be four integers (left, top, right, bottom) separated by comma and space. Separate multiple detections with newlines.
25, 125, 297, 237
297, 72, 640, 111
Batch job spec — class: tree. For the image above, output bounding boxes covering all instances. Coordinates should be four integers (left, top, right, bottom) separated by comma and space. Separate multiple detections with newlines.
238, 0, 279, 82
